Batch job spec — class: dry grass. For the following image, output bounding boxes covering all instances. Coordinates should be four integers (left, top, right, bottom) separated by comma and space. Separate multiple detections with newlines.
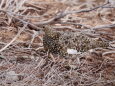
0, 0, 115, 86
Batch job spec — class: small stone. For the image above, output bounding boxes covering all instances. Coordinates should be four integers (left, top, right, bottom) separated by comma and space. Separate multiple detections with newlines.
67, 49, 78, 54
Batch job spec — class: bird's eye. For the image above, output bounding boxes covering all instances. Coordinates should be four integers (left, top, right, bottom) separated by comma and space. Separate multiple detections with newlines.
42, 26, 45, 28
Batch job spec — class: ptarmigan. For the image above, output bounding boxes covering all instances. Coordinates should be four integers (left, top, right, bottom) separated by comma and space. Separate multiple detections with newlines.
42, 25, 109, 57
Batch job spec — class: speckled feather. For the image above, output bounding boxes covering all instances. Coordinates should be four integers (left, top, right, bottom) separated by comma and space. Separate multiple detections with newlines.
42, 25, 65, 56
42, 25, 109, 57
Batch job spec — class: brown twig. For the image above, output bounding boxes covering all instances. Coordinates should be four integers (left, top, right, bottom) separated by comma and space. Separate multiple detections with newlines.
59, 22, 91, 29
0, 24, 28, 52
102, 6, 115, 8
0, 1, 110, 31
103, 51, 115, 56
92, 24, 115, 30
0, 0, 111, 31
0, 10, 40, 31
35, 1, 109, 25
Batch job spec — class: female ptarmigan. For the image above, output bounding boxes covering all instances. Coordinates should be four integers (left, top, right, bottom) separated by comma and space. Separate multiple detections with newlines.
42, 25, 109, 57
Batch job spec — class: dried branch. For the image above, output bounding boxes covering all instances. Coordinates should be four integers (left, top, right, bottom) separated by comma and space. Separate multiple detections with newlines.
102, 6, 115, 8
0, 1, 110, 31
35, 1, 109, 25
2, 1, 109, 26
59, 22, 91, 29
24, 3, 46, 10
0, 10, 40, 31
0, 24, 28, 52
103, 51, 115, 56
92, 24, 115, 30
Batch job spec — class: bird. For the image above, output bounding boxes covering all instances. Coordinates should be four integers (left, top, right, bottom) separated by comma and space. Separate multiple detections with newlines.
42, 25, 109, 57
42, 25, 66, 57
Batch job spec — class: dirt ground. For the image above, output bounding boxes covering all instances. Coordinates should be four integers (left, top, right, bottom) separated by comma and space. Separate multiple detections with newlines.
0, 0, 115, 86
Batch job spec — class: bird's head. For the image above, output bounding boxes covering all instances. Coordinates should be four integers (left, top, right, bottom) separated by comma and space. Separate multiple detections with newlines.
41, 25, 61, 39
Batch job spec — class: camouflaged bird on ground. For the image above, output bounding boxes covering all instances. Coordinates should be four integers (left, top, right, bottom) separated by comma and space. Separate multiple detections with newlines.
42, 25, 109, 57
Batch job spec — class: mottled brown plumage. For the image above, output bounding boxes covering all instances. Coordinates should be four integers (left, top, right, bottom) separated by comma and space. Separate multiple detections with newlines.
42, 25, 109, 57
59, 32, 109, 52
42, 25, 65, 56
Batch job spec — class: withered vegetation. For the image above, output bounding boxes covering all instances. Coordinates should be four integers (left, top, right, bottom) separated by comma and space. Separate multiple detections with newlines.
0, 0, 115, 86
